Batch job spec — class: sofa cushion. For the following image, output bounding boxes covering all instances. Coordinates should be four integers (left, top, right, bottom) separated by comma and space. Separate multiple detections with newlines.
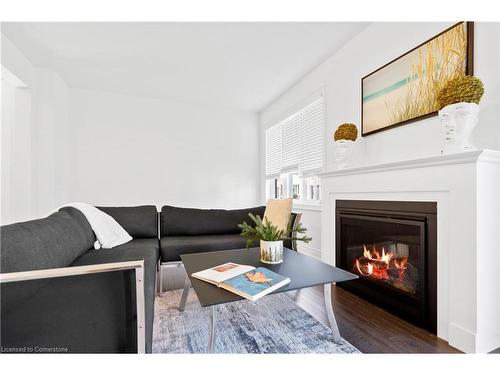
97, 206, 158, 239
70, 238, 159, 353
1, 207, 95, 274
109, 238, 159, 261
160, 205, 265, 237
160, 234, 257, 262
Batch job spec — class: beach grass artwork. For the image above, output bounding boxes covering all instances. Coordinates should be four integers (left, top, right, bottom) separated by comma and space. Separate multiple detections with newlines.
362, 22, 472, 135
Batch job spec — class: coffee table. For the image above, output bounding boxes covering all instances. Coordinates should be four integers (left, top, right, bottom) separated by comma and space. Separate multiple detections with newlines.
179, 247, 357, 353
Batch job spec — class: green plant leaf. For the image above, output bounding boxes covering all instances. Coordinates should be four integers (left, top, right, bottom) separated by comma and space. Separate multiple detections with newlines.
239, 212, 312, 246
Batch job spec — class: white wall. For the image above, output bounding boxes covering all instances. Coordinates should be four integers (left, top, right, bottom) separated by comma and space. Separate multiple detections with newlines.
1, 34, 36, 224
1, 33, 35, 88
1, 78, 32, 224
2, 31, 261, 220
260, 22, 500, 256
68, 89, 260, 209
1, 33, 71, 222
32, 68, 71, 215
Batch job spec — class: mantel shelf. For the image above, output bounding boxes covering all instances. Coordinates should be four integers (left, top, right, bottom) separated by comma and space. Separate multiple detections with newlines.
320, 149, 500, 178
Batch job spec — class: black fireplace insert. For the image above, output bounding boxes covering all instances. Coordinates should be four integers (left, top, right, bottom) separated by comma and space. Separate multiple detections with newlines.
336, 200, 437, 333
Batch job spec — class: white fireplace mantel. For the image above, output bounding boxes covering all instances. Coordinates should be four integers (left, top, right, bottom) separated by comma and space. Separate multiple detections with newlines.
320, 149, 500, 178
320, 149, 500, 353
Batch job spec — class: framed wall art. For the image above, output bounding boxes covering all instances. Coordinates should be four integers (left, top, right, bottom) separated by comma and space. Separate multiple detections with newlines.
361, 22, 473, 136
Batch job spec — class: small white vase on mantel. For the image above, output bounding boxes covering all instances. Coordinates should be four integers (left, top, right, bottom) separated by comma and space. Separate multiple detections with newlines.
260, 240, 284, 264
334, 139, 354, 169
439, 102, 479, 154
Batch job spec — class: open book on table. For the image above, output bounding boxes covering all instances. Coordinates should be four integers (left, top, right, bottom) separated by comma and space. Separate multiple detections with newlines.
191, 262, 290, 302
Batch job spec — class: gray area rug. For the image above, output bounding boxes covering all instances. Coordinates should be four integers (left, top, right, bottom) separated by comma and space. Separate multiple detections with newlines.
153, 289, 360, 354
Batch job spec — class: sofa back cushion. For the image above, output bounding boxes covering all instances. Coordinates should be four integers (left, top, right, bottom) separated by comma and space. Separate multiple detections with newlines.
0, 207, 95, 274
97, 206, 158, 239
160, 205, 265, 236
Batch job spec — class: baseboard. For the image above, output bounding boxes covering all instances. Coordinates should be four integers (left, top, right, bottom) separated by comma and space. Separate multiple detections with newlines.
297, 243, 321, 259
448, 322, 499, 353
475, 331, 500, 353
448, 322, 475, 353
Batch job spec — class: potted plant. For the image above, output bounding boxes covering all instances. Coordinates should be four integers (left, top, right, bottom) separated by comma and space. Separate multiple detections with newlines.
437, 75, 484, 152
238, 213, 311, 264
333, 123, 358, 169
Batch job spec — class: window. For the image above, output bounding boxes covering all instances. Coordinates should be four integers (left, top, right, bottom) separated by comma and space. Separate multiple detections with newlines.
265, 94, 324, 203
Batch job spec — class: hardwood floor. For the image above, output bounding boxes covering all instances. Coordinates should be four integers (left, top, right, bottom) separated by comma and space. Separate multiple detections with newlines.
159, 265, 461, 353
287, 285, 461, 353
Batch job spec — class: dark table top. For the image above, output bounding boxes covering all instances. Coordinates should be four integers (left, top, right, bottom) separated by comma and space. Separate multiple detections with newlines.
181, 247, 358, 307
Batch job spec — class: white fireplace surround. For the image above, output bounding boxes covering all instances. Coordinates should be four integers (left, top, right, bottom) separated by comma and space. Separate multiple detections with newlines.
320, 149, 500, 353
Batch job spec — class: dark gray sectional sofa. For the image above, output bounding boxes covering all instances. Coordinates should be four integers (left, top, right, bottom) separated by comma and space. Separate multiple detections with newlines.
1, 205, 159, 353
1, 204, 294, 353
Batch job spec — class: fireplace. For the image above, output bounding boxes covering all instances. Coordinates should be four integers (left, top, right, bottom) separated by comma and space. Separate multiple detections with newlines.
336, 200, 437, 333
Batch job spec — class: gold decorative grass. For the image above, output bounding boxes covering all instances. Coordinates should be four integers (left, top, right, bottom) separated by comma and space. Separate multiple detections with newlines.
334, 123, 358, 141
436, 75, 484, 109
388, 23, 468, 124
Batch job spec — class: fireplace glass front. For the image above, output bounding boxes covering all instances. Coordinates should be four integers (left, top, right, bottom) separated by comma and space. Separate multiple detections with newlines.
336, 200, 437, 333
340, 216, 423, 297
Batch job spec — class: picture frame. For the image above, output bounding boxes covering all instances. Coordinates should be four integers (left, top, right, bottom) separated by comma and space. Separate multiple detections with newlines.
361, 22, 474, 136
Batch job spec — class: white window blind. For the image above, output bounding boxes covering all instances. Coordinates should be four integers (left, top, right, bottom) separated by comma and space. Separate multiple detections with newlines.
265, 95, 324, 177
281, 112, 301, 171
299, 97, 324, 175
265, 123, 282, 177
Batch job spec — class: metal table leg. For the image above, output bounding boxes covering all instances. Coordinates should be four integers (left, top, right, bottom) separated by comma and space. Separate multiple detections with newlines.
324, 283, 342, 343
178, 274, 191, 311
208, 305, 216, 353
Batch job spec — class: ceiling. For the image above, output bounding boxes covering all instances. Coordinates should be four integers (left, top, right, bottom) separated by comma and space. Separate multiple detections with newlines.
2, 22, 369, 112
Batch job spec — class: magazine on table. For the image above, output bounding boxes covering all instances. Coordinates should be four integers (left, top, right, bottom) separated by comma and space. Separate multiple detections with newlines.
191, 262, 290, 302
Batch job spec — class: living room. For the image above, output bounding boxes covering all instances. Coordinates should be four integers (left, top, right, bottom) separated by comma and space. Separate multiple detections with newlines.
1, 0, 499, 373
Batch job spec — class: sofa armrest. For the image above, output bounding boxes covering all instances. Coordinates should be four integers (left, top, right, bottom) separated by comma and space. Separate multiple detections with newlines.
0, 260, 146, 353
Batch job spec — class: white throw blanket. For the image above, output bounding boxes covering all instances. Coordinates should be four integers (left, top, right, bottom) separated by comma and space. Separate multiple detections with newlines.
55, 202, 132, 249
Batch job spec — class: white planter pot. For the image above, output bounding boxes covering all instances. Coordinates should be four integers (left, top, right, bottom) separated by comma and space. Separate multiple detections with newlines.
334, 140, 354, 169
260, 240, 284, 264
439, 102, 479, 154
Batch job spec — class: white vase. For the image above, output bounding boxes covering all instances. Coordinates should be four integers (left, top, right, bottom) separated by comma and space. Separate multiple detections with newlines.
334, 140, 354, 169
260, 240, 284, 264
439, 102, 479, 154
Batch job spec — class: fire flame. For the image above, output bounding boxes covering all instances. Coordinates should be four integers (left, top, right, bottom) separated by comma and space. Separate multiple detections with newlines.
363, 245, 371, 259
363, 244, 392, 264
355, 244, 408, 281
394, 257, 408, 269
